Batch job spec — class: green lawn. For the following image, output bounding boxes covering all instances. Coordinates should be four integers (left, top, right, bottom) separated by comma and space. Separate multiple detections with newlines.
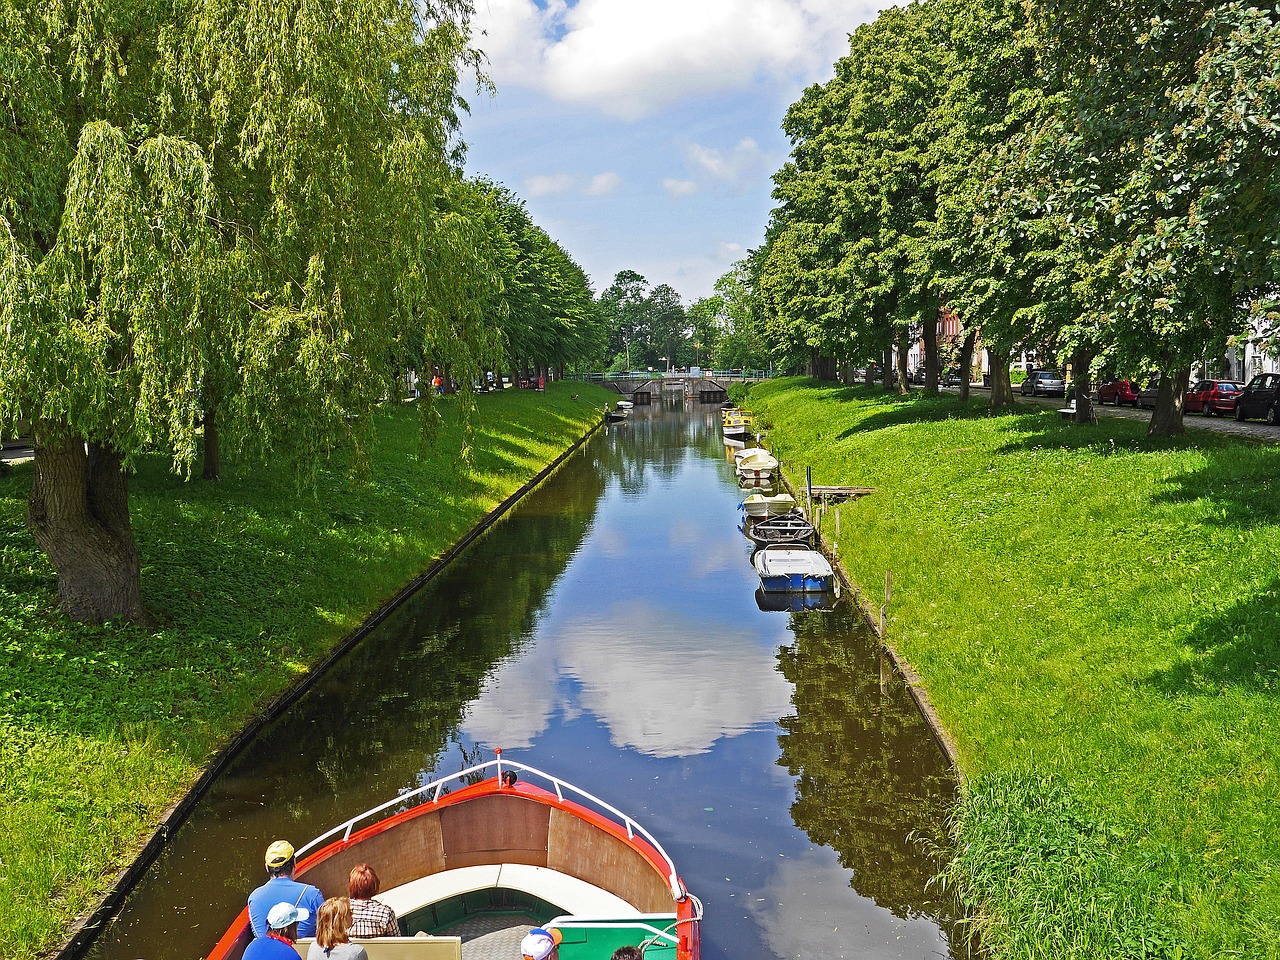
0, 382, 611, 960
748, 378, 1280, 960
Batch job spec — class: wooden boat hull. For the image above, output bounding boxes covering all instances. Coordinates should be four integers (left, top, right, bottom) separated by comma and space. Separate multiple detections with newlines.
207, 760, 700, 960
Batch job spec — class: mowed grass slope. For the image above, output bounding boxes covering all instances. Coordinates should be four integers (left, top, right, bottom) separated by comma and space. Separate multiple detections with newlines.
749, 378, 1280, 960
0, 382, 611, 960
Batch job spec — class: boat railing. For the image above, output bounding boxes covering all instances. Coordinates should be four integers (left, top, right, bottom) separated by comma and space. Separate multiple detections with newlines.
294, 752, 689, 903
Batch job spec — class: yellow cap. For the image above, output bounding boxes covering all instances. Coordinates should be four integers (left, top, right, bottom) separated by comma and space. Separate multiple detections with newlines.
265, 840, 295, 868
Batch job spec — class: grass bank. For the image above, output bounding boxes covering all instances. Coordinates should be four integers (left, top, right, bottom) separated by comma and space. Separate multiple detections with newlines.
0, 382, 611, 960
747, 378, 1280, 960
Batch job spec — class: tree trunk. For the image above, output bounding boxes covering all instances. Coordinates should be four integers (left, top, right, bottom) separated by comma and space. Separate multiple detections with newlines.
882, 346, 893, 391
202, 398, 221, 481
923, 307, 939, 394
1148, 363, 1190, 437
989, 349, 1014, 409
958, 329, 977, 402
1072, 349, 1094, 425
27, 433, 150, 625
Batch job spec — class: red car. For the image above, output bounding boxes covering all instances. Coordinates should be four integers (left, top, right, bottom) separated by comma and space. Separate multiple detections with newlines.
1097, 378, 1140, 405
1185, 379, 1243, 416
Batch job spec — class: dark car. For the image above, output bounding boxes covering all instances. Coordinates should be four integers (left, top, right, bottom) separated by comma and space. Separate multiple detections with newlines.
942, 368, 963, 387
1020, 369, 1065, 397
1097, 378, 1140, 406
1137, 377, 1163, 409
1234, 372, 1280, 424
1185, 379, 1243, 416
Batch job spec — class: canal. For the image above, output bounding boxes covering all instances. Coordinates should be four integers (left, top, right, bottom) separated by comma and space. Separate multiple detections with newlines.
86, 399, 960, 960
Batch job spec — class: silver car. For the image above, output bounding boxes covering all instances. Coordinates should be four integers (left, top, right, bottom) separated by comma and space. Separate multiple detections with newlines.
1020, 369, 1066, 397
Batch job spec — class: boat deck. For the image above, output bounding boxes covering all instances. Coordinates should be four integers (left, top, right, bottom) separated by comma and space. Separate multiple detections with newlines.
451, 915, 531, 960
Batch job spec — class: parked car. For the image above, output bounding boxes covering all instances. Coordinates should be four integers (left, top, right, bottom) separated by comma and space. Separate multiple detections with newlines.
1020, 369, 1065, 397
1137, 377, 1163, 409
1185, 379, 1243, 416
1234, 372, 1280, 424
942, 368, 963, 387
1097, 378, 1140, 406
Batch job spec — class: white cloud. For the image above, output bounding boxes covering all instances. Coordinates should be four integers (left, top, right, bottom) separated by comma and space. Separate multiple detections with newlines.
663, 178, 699, 198
585, 171, 621, 196
472, 0, 879, 118
461, 599, 793, 758
525, 173, 575, 197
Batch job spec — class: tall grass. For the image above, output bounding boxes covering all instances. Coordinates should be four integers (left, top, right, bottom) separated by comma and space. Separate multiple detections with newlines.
749, 378, 1280, 960
0, 383, 610, 960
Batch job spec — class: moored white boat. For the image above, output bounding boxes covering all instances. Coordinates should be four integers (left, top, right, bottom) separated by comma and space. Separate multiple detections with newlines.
207, 754, 702, 960
741, 492, 796, 518
735, 449, 778, 479
752, 544, 835, 593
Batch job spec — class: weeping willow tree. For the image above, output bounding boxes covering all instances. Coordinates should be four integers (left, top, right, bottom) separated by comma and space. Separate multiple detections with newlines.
0, 0, 494, 624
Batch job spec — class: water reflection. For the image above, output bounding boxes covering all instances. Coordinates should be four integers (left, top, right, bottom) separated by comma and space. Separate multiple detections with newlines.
778, 610, 959, 926
84, 400, 959, 960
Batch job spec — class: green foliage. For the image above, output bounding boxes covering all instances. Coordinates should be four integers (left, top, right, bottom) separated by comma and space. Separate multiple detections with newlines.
0, 384, 610, 959
595, 270, 690, 371
749, 378, 1280, 959
756, 0, 1279, 424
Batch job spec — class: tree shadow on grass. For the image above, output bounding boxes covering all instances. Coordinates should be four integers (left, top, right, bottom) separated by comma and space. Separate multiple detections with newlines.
1144, 441, 1280, 527
1143, 573, 1280, 696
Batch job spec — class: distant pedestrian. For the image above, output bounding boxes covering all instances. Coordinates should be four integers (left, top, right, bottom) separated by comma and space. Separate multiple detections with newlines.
432, 374, 443, 396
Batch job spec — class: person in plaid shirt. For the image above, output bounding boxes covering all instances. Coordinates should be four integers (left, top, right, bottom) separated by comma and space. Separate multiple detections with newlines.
347, 864, 399, 937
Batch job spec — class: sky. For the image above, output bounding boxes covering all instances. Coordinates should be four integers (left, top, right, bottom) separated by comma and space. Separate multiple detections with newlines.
461, 0, 890, 304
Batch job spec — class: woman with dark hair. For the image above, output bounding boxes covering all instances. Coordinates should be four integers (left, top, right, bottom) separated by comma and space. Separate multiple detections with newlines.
307, 898, 367, 960
348, 864, 399, 937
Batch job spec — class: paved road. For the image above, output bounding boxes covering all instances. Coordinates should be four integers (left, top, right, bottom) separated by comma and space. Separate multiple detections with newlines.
1007, 390, 1280, 442
0, 441, 32, 465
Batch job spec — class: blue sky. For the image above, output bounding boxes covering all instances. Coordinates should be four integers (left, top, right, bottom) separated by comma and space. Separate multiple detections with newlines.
461, 0, 890, 303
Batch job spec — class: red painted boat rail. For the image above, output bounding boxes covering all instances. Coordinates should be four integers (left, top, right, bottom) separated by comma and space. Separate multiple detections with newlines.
294, 750, 692, 905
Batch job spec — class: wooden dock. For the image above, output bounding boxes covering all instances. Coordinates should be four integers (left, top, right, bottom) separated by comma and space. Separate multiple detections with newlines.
807, 485, 876, 502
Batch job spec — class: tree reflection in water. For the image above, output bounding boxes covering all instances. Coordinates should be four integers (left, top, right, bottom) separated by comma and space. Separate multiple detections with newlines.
776, 604, 963, 930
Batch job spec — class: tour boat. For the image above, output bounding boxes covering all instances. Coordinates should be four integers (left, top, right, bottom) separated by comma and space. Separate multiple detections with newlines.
752, 544, 835, 593
207, 754, 702, 960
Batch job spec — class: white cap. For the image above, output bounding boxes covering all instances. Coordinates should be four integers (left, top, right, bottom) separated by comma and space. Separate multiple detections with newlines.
520, 927, 562, 959
266, 901, 310, 930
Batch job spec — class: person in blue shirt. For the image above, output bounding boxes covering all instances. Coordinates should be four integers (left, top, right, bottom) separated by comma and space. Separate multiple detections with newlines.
247, 840, 324, 939
244, 902, 310, 960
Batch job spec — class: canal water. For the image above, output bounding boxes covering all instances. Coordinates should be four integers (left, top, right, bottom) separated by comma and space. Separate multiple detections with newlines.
86, 400, 960, 960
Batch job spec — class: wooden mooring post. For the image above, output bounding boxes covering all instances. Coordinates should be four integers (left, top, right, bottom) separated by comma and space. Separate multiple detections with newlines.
880, 568, 892, 636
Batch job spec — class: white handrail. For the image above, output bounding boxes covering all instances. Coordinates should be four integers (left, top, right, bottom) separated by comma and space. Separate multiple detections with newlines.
293, 754, 688, 902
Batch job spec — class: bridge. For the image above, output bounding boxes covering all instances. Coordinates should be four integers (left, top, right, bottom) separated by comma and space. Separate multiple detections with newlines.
572, 369, 771, 404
